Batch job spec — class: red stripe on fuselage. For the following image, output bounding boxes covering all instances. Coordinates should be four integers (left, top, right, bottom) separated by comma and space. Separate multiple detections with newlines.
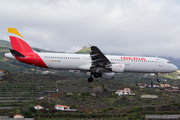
9, 36, 48, 68
15, 52, 48, 68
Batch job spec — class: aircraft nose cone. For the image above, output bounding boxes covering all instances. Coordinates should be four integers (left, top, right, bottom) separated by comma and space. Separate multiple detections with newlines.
173, 64, 178, 71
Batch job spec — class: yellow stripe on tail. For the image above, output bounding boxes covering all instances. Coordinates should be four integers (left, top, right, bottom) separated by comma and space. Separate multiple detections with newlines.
8, 28, 24, 39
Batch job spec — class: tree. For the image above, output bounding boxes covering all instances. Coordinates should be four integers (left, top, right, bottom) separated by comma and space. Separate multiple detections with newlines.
2, 69, 10, 79
151, 81, 153, 87
102, 84, 108, 92
28, 107, 37, 113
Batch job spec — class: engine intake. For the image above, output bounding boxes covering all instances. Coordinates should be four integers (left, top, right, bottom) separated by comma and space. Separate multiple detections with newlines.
101, 72, 115, 80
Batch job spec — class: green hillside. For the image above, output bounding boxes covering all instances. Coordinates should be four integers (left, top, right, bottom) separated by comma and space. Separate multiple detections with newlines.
0, 40, 11, 47
75, 46, 91, 54
0, 39, 65, 53
33, 47, 65, 53
0, 73, 180, 119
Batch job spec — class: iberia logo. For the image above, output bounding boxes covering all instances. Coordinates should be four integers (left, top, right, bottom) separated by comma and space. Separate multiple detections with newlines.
116, 65, 122, 67
121, 57, 146, 61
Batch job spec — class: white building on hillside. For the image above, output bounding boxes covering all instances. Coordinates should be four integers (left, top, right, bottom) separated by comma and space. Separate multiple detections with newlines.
55, 104, 70, 110
55, 104, 77, 111
34, 105, 44, 110
115, 88, 131, 96
13, 114, 24, 118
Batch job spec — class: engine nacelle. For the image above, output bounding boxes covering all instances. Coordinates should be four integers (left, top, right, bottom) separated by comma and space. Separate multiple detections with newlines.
102, 72, 115, 80
111, 64, 125, 73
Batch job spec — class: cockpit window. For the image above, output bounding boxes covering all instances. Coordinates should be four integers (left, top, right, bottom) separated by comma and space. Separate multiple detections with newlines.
167, 61, 172, 64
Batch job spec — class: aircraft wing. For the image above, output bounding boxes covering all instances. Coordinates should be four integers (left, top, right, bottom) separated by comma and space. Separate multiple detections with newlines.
90, 46, 111, 68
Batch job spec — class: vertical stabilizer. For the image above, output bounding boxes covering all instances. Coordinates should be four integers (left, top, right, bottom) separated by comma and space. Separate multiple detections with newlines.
8, 28, 33, 53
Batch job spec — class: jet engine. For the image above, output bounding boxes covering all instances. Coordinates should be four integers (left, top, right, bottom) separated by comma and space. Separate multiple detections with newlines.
101, 72, 115, 80
111, 64, 125, 73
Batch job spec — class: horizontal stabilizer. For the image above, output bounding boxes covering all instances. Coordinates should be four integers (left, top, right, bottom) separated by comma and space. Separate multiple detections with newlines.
9, 49, 25, 57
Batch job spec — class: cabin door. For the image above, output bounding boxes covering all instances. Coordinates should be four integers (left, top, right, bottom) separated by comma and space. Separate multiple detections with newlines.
159, 60, 163, 67
125, 60, 130, 65
34, 53, 39, 62
82, 56, 87, 63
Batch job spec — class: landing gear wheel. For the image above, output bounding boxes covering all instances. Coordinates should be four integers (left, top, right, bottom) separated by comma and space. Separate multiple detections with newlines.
94, 73, 100, 78
88, 77, 93, 83
157, 78, 161, 82
156, 73, 161, 82
94, 75, 99, 78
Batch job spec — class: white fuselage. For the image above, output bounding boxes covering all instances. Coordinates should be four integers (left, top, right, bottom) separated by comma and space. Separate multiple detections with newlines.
36, 52, 177, 73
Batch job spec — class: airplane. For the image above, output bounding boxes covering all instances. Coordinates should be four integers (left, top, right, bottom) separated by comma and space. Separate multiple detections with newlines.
4, 28, 178, 82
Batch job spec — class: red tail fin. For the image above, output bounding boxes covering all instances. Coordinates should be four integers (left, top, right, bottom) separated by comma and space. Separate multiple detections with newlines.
8, 28, 34, 53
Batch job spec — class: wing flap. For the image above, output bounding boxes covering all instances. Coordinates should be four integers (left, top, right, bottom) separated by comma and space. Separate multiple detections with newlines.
90, 46, 110, 68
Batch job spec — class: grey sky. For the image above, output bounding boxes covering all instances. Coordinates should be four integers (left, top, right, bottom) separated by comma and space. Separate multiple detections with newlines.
0, 0, 180, 58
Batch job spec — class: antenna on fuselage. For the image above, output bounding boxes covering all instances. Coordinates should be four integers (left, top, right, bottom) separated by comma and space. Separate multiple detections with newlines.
88, 43, 92, 47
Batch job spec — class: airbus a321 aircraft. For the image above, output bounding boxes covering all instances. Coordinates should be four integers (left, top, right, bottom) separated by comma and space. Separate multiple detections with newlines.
4, 28, 178, 82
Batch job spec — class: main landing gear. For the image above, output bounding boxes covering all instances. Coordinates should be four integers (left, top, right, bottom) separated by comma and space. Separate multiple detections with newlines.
157, 78, 161, 82
88, 73, 101, 83
156, 73, 161, 82
88, 77, 93, 83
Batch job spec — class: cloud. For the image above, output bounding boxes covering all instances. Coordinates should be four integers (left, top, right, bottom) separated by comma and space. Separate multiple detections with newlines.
0, 0, 180, 58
